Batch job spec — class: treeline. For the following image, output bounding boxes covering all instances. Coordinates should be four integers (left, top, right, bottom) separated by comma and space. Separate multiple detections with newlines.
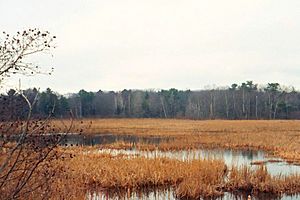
2, 81, 300, 120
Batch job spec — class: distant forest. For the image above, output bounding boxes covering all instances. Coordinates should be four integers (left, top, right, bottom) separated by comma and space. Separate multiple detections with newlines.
2, 81, 300, 120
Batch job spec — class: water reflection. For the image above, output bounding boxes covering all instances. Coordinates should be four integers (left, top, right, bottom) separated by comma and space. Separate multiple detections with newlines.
222, 193, 300, 200
87, 189, 300, 200
87, 188, 174, 200
97, 149, 300, 176
65, 134, 300, 200
60, 134, 172, 146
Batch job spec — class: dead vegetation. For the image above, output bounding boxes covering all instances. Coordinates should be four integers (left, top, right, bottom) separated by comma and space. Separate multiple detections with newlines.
226, 165, 300, 195
49, 148, 300, 199
51, 149, 227, 199
37, 119, 300, 199
51, 119, 300, 164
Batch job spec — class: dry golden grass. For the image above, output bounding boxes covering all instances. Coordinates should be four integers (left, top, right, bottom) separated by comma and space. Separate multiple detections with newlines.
50, 147, 300, 199
51, 118, 300, 163
51, 148, 227, 199
52, 118, 300, 136
226, 165, 300, 194
45, 119, 300, 199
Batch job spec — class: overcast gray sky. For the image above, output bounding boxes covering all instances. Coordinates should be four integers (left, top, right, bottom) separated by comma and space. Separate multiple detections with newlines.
1, 0, 300, 93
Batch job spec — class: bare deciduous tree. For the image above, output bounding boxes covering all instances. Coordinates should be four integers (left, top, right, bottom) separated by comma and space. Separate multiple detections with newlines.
0, 28, 68, 200
0, 28, 55, 82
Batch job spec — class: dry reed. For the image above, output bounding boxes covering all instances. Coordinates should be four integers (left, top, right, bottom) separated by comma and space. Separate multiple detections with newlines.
226, 165, 300, 194
50, 119, 300, 164
48, 147, 300, 199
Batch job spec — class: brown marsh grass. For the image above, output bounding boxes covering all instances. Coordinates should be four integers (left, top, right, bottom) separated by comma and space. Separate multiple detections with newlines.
52, 148, 227, 199
226, 165, 300, 195
44, 119, 300, 199
49, 147, 300, 199
50, 118, 300, 163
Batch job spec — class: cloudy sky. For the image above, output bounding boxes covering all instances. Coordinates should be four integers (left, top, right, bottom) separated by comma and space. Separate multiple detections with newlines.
1, 0, 300, 93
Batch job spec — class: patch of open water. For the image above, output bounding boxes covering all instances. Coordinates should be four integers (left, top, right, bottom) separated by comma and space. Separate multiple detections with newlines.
87, 190, 300, 200
97, 148, 300, 176
88, 148, 300, 200
61, 134, 299, 176
61, 134, 300, 200
60, 134, 170, 146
